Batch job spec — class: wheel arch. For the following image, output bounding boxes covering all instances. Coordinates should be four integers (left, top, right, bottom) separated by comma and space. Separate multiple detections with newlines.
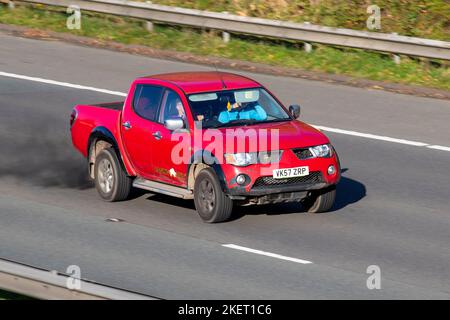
87, 126, 129, 179
186, 150, 229, 193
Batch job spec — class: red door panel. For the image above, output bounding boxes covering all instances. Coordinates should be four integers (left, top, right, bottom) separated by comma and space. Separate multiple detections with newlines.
121, 84, 164, 179
151, 89, 190, 187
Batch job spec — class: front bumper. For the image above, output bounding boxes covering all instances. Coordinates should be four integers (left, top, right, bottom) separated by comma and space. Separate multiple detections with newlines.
223, 152, 340, 198
228, 176, 330, 196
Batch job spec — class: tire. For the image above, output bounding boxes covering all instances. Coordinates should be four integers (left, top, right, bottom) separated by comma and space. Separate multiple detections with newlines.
193, 168, 233, 223
94, 147, 131, 202
302, 186, 336, 213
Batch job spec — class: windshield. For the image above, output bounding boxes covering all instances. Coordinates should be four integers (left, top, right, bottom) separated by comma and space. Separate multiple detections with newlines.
187, 88, 291, 129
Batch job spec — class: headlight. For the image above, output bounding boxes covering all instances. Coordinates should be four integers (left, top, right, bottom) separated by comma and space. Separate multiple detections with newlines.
225, 153, 257, 166
224, 151, 283, 166
309, 144, 332, 158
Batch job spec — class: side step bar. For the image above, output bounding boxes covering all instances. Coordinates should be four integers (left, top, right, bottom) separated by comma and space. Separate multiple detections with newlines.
133, 178, 194, 199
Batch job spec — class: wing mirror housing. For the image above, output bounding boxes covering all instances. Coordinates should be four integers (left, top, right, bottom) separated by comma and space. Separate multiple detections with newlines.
289, 104, 301, 119
164, 117, 185, 131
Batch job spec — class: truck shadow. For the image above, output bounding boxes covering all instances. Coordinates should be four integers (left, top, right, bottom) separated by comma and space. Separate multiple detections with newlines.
230, 171, 366, 220
142, 169, 366, 220
144, 192, 196, 210
331, 170, 367, 211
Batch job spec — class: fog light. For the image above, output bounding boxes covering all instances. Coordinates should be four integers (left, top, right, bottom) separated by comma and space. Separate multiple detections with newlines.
236, 174, 247, 185
327, 165, 336, 175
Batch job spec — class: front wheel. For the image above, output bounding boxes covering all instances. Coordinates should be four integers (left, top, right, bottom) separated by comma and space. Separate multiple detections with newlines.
94, 148, 131, 202
302, 186, 336, 213
194, 168, 233, 223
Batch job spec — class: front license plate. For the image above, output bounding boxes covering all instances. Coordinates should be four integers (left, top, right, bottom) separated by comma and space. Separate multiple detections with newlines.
273, 166, 309, 179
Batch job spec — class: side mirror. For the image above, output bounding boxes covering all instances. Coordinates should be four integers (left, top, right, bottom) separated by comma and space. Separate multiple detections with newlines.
164, 117, 184, 131
289, 104, 301, 119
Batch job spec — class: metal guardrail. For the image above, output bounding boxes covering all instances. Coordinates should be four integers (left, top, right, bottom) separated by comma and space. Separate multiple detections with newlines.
0, 259, 156, 300
10, 0, 450, 61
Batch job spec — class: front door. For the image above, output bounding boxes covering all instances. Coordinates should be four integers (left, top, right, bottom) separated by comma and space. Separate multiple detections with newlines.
121, 84, 164, 180
151, 89, 190, 187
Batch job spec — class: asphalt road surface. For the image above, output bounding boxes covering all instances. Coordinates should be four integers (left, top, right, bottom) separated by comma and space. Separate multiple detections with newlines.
0, 33, 449, 299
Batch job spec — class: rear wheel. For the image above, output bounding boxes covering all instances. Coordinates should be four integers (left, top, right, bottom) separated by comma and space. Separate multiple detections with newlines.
94, 148, 131, 202
302, 186, 336, 213
194, 168, 233, 223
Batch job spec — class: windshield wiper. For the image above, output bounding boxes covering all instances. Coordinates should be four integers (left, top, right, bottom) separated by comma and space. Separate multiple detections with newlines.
263, 118, 291, 124
215, 118, 292, 128
215, 119, 258, 128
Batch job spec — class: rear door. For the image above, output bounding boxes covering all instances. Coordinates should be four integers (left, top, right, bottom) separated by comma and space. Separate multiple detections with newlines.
121, 83, 164, 179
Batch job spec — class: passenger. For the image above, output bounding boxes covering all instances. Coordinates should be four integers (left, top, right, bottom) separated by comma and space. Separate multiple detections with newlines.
218, 101, 267, 124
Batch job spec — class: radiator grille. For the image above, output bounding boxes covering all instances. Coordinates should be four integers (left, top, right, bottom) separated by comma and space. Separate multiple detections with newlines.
252, 171, 323, 188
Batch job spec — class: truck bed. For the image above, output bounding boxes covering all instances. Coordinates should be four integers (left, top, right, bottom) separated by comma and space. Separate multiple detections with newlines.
71, 102, 124, 158
91, 101, 124, 110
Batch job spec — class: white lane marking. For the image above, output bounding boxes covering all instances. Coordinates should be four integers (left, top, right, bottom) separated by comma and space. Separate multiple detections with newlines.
0, 71, 127, 97
222, 244, 313, 264
427, 145, 450, 152
1, 71, 449, 152
312, 125, 429, 147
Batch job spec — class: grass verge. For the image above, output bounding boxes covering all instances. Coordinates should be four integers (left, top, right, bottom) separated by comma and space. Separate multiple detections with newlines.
0, 3, 448, 91
146, 0, 450, 41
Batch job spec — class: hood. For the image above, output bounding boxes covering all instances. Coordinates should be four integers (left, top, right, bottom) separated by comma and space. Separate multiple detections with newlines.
200, 120, 330, 153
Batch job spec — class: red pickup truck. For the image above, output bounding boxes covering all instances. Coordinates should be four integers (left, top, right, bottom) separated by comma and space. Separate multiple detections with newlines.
70, 72, 340, 222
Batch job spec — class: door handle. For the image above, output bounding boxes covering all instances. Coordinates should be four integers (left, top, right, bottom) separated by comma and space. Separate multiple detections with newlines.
122, 121, 132, 130
152, 131, 162, 140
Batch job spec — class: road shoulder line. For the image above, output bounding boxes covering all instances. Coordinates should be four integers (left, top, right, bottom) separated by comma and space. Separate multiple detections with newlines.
1, 70, 449, 153
0, 23, 449, 101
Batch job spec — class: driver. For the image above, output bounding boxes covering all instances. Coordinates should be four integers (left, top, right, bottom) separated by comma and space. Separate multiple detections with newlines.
218, 100, 267, 124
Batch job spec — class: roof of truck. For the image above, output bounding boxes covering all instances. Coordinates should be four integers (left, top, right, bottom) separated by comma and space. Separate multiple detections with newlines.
142, 72, 261, 94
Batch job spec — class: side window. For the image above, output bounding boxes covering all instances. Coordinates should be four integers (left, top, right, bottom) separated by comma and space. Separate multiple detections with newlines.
158, 89, 186, 124
133, 84, 164, 121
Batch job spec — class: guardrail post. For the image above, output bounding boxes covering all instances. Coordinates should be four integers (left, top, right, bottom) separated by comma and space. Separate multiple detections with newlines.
146, 21, 154, 32
304, 43, 312, 53
222, 31, 230, 43
303, 22, 312, 53
221, 12, 230, 43
393, 54, 401, 64
391, 33, 401, 64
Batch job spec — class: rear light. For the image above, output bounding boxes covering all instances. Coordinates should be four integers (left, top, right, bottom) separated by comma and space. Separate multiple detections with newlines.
70, 109, 77, 128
